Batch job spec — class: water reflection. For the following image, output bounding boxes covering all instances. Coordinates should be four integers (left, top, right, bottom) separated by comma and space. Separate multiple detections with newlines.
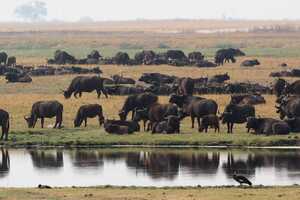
29, 150, 63, 169
0, 148, 9, 178
0, 148, 300, 187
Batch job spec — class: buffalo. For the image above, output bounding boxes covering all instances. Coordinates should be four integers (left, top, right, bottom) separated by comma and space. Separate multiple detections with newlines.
104, 119, 140, 134
230, 94, 266, 105
53, 50, 77, 65
87, 50, 101, 60
119, 93, 158, 121
0, 109, 9, 141
199, 114, 220, 133
63, 76, 108, 99
215, 48, 245, 66
221, 103, 255, 133
240, 59, 260, 67
111, 75, 135, 85
134, 50, 156, 65
208, 73, 230, 84
0, 52, 8, 65
113, 52, 130, 65
74, 104, 104, 127
285, 117, 300, 133
169, 94, 205, 108
276, 95, 300, 119
246, 117, 290, 135
152, 115, 180, 134
7, 56, 16, 66
173, 77, 194, 96
273, 79, 287, 97
148, 103, 179, 133
24, 101, 63, 128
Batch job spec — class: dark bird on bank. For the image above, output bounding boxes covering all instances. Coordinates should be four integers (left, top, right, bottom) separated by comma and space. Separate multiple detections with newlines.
233, 174, 252, 186
38, 184, 52, 189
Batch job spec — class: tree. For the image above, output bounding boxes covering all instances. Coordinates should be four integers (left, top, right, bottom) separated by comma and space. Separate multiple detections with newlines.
14, 1, 47, 22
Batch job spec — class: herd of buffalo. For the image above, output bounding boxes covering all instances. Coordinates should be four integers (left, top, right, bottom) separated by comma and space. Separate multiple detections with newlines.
0, 69, 300, 140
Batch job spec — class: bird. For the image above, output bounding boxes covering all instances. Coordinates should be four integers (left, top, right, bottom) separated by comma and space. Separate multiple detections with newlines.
233, 174, 252, 186
38, 184, 52, 189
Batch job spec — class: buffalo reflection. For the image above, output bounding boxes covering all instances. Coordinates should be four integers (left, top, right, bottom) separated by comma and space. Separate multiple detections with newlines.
71, 150, 103, 168
29, 150, 63, 169
0, 148, 9, 178
125, 151, 220, 180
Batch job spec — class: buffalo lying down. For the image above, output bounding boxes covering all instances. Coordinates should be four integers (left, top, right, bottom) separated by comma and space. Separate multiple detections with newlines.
74, 104, 104, 127
246, 117, 290, 135
63, 76, 108, 99
104, 119, 140, 134
24, 100, 63, 128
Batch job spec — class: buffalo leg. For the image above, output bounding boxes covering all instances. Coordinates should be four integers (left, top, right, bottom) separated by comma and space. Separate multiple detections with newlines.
84, 118, 87, 127
41, 118, 45, 128
55, 113, 63, 128
143, 120, 147, 131
191, 116, 195, 128
227, 122, 230, 133
197, 117, 201, 132
131, 110, 135, 120
97, 90, 101, 98
0, 128, 3, 140
151, 122, 157, 134
230, 123, 234, 133
32, 116, 38, 128
101, 88, 108, 98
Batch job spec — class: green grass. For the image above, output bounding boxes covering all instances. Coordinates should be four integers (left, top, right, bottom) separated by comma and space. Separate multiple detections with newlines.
3, 128, 300, 147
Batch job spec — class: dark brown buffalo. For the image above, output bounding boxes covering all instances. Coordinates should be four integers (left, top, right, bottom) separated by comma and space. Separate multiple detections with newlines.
0, 109, 9, 141
199, 114, 220, 133
173, 77, 194, 96
169, 94, 205, 108
240, 59, 260, 67
104, 119, 140, 134
208, 73, 230, 84
273, 78, 286, 97
148, 103, 179, 133
246, 117, 290, 135
63, 76, 108, 99
152, 115, 180, 134
220, 103, 255, 133
7, 56, 16, 66
276, 95, 300, 119
111, 74, 135, 85
0, 52, 8, 65
24, 101, 63, 128
284, 117, 300, 132
74, 104, 104, 127
230, 94, 266, 105
119, 93, 158, 121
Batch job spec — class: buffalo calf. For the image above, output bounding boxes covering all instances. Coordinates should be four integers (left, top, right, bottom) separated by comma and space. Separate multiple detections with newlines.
199, 114, 220, 133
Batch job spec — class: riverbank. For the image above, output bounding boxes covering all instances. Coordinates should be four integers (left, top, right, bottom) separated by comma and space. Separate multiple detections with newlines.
1, 129, 300, 147
1, 186, 299, 200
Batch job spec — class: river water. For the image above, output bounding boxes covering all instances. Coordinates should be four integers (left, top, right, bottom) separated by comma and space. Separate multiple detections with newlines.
0, 148, 300, 187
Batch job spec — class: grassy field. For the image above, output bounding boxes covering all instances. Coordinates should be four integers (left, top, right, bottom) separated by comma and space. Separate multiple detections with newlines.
0, 62, 300, 147
1, 186, 299, 200
0, 21, 300, 147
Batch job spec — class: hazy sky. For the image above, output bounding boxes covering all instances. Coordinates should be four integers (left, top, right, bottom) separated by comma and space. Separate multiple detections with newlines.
2, 0, 300, 21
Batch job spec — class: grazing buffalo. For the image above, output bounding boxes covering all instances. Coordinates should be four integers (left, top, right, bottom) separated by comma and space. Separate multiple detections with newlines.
74, 104, 104, 127
111, 75, 135, 85
119, 93, 158, 121
0, 109, 9, 141
199, 114, 220, 133
0, 52, 8, 65
246, 117, 290, 135
24, 101, 63, 128
7, 56, 16, 66
173, 77, 194, 96
230, 94, 266, 105
221, 103, 255, 133
240, 59, 260, 67
152, 115, 180, 134
104, 119, 140, 134
276, 95, 300, 119
148, 103, 179, 133
63, 76, 108, 99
